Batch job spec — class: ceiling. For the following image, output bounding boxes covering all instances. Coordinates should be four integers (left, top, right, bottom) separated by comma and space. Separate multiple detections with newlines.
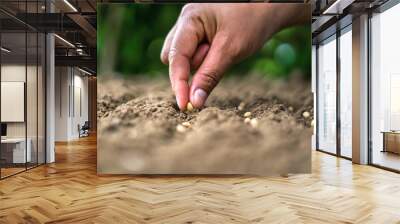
0, 0, 97, 73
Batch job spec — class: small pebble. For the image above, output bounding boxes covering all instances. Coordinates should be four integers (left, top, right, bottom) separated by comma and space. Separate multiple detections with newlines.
250, 118, 258, 128
244, 117, 251, 124
186, 102, 194, 112
176, 124, 186, 133
182, 121, 191, 128
120, 106, 128, 114
244, 112, 252, 117
110, 118, 120, 126
302, 111, 310, 118
238, 102, 245, 111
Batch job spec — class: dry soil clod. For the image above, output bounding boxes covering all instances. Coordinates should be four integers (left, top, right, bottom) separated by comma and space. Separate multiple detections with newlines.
176, 124, 186, 133
182, 122, 191, 128
302, 111, 310, 118
186, 102, 194, 112
250, 118, 258, 128
238, 102, 246, 111
244, 112, 252, 118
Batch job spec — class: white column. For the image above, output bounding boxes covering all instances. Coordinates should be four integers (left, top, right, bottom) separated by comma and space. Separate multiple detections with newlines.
45, 1, 55, 163
352, 14, 369, 164
46, 33, 55, 163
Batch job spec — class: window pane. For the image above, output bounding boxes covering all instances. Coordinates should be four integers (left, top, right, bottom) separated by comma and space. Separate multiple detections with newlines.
371, 3, 400, 171
317, 36, 337, 154
340, 28, 352, 158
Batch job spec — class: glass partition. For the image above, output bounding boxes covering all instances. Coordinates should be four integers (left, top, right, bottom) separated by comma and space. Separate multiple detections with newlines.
27, 30, 38, 169
38, 32, 45, 165
1, 30, 28, 177
0, 2, 46, 179
317, 35, 337, 154
26, 0, 40, 170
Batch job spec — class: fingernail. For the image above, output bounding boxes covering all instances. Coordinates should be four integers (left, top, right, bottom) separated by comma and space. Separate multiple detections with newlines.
176, 95, 183, 111
193, 89, 207, 108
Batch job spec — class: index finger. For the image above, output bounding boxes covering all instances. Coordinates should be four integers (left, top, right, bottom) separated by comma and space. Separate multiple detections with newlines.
168, 18, 204, 111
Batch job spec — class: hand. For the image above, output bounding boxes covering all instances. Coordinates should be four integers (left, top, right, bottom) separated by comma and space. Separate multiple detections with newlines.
161, 3, 308, 110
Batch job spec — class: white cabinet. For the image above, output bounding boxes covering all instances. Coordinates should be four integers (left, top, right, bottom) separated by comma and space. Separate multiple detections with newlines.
1, 138, 32, 163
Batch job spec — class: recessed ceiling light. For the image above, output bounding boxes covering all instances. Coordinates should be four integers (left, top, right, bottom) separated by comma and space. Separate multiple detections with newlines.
78, 67, 93, 76
1, 47, 11, 53
323, 0, 354, 15
54, 34, 75, 48
63, 0, 78, 12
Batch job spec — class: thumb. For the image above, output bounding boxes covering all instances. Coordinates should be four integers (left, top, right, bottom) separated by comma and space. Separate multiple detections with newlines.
189, 36, 235, 108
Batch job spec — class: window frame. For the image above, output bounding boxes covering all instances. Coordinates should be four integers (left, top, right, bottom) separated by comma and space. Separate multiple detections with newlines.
315, 19, 353, 160
367, 0, 400, 173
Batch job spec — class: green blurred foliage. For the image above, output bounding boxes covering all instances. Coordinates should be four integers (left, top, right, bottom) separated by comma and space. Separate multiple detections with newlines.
98, 4, 311, 79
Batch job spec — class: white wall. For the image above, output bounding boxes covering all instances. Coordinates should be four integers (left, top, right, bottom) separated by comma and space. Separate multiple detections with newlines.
55, 66, 69, 141
1, 65, 26, 140
1, 65, 32, 138
1, 63, 46, 164
54, 66, 89, 141
71, 72, 89, 138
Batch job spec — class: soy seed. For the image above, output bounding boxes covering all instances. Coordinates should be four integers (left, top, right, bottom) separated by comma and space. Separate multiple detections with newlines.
182, 121, 191, 128
311, 119, 315, 126
302, 111, 310, 118
176, 124, 186, 133
250, 118, 258, 128
288, 106, 294, 112
186, 102, 194, 112
244, 117, 251, 124
244, 112, 252, 117
238, 102, 245, 111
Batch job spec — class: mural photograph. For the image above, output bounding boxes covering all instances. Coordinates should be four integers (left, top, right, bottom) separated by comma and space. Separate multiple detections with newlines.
97, 3, 312, 174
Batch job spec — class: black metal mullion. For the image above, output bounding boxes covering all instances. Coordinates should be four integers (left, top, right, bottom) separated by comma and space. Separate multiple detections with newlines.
36, 0, 39, 167
336, 26, 341, 157
44, 0, 47, 164
316, 44, 320, 151
44, 31, 47, 164
0, 21, 2, 179
367, 11, 373, 166
60, 68, 62, 117
25, 0, 28, 171
73, 68, 75, 118
69, 69, 71, 118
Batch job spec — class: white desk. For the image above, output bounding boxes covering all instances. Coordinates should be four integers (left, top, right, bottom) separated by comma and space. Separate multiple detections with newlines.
1, 138, 31, 163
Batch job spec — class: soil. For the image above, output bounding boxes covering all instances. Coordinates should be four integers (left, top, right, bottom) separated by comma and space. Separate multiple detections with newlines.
97, 74, 313, 175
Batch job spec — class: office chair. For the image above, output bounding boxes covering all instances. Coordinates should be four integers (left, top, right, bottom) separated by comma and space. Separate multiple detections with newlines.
79, 121, 90, 138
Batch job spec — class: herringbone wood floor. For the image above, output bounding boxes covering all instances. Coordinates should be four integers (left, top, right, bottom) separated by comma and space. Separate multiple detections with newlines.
1, 135, 400, 224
